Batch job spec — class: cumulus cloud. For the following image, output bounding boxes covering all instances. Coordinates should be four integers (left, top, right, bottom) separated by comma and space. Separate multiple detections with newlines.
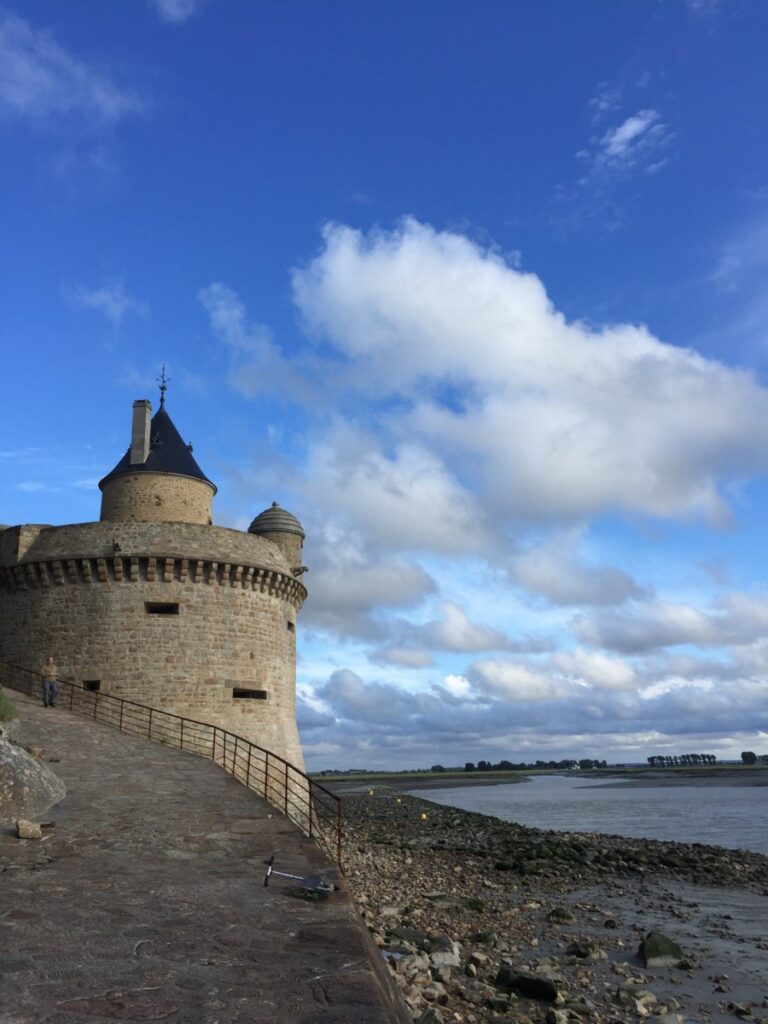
0, 12, 141, 123
417, 602, 519, 652
575, 592, 768, 653
469, 659, 574, 702
371, 647, 435, 668
302, 425, 488, 555
316, 669, 424, 725
299, 655, 768, 770
67, 281, 148, 327
550, 649, 639, 691
205, 220, 768, 768
509, 530, 646, 606
301, 529, 434, 639
291, 220, 768, 526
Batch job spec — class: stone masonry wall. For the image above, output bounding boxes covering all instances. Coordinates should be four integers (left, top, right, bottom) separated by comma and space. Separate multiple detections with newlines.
0, 522, 307, 772
100, 473, 215, 525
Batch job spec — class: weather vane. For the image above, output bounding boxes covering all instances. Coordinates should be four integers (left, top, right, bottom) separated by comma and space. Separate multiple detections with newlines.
157, 365, 170, 407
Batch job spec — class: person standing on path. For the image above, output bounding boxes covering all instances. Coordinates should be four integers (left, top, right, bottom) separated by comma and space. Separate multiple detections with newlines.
42, 655, 59, 707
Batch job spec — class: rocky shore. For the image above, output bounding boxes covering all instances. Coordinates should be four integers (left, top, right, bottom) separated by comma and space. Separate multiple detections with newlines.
341, 791, 768, 1024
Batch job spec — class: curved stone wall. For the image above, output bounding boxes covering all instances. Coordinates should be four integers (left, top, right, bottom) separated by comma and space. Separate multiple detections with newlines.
0, 522, 307, 771
100, 472, 215, 525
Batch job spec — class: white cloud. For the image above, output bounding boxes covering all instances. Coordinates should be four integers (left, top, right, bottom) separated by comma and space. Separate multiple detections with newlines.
601, 110, 660, 161
150, 0, 209, 23
576, 109, 672, 183
590, 81, 622, 122
68, 281, 147, 327
418, 601, 517, 652
13, 481, 51, 493
199, 282, 308, 398
302, 424, 488, 556
510, 529, 646, 606
0, 12, 141, 123
443, 674, 471, 697
371, 647, 435, 668
551, 649, 639, 691
302, 529, 434, 639
291, 219, 768, 526
469, 659, 573, 702
576, 592, 768, 653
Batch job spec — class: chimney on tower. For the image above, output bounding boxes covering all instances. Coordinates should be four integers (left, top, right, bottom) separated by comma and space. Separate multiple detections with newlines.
130, 400, 152, 465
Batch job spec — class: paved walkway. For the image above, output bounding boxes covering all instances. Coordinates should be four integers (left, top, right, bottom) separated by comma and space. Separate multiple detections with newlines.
0, 694, 405, 1024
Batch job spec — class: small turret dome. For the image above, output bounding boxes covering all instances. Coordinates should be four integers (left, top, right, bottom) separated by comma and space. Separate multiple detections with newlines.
248, 501, 305, 539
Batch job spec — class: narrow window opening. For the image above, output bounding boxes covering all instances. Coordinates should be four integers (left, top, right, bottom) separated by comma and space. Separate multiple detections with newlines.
233, 687, 268, 700
145, 602, 179, 615
287, 621, 295, 632
84, 680, 101, 692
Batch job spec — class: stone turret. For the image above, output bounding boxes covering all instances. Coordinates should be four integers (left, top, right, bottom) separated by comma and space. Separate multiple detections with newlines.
0, 392, 308, 774
99, 401, 216, 525
249, 501, 306, 573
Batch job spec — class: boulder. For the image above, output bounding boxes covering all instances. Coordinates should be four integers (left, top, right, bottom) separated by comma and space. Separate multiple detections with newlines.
639, 931, 685, 968
495, 964, 560, 1002
0, 738, 65, 826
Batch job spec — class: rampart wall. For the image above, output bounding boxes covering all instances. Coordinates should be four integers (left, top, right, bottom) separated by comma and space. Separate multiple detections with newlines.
0, 522, 307, 771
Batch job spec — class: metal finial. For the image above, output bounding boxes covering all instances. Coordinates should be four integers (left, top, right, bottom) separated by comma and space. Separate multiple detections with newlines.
157, 365, 170, 407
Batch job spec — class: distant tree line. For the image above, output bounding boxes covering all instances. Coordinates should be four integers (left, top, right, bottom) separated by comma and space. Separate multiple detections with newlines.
437, 758, 608, 773
647, 753, 717, 767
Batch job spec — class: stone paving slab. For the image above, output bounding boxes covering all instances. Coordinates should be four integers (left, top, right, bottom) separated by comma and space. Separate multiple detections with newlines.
0, 694, 405, 1024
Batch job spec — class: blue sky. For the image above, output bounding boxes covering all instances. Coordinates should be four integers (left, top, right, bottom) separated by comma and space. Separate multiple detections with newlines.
3, 0, 768, 769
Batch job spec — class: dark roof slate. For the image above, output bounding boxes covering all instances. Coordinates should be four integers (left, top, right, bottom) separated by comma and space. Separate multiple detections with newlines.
99, 406, 215, 491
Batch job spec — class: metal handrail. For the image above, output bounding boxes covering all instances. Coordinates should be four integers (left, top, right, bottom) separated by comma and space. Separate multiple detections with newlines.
0, 660, 342, 865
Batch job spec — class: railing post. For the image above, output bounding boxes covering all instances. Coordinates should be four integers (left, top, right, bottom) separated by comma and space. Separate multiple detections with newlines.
284, 762, 289, 816
92, 692, 98, 719
308, 783, 313, 838
69, 685, 74, 711
119, 700, 124, 731
246, 744, 252, 788
337, 799, 342, 866
264, 751, 269, 798
180, 717, 184, 750
148, 707, 153, 739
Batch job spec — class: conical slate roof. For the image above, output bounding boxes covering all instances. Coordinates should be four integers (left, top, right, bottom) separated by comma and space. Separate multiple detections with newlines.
99, 405, 215, 491
248, 501, 305, 538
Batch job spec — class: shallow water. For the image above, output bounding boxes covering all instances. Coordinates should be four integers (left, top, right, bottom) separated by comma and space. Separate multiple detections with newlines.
411, 774, 768, 855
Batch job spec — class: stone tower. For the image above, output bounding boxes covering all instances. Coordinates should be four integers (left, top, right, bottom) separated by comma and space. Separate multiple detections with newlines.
0, 394, 308, 771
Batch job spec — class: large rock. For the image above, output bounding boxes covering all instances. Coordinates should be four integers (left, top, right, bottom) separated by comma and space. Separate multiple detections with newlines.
0, 738, 65, 825
639, 931, 685, 968
495, 964, 560, 1002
